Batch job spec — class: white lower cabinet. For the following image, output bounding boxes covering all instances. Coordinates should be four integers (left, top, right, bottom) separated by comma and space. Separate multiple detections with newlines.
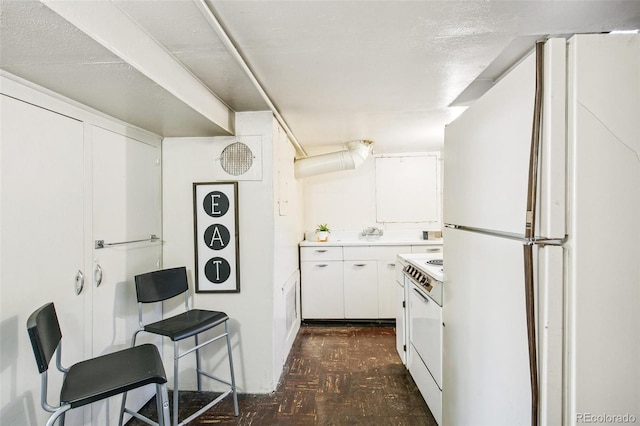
301, 261, 344, 319
378, 260, 398, 318
302, 244, 439, 320
343, 260, 378, 318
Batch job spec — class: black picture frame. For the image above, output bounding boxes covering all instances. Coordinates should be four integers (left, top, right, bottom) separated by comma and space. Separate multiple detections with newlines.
193, 182, 240, 293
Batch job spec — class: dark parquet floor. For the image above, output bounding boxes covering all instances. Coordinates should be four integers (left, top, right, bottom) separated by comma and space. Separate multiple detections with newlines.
128, 324, 437, 425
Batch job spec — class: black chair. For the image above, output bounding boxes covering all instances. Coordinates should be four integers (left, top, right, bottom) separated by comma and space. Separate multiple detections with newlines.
26, 302, 170, 426
120, 266, 238, 426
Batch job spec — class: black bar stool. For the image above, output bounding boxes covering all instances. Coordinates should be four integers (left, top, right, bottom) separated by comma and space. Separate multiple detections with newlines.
119, 266, 238, 426
27, 302, 170, 426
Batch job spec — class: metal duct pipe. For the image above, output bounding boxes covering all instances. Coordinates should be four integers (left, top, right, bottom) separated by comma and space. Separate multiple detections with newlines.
294, 140, 373, 179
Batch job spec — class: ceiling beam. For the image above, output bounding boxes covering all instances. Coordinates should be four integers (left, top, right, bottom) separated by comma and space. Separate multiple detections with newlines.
40, 0, 234, 135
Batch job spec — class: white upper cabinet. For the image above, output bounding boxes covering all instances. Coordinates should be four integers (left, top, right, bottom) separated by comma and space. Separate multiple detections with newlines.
375, 153, 440, 224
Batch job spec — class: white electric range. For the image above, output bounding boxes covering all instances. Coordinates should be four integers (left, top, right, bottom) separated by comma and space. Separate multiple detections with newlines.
396, 253, 443, 425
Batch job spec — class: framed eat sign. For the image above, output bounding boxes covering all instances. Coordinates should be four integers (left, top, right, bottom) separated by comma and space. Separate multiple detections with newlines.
193, 182, 240, 293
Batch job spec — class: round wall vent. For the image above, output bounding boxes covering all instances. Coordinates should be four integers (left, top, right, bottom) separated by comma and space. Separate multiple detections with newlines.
220, 141, 254, 176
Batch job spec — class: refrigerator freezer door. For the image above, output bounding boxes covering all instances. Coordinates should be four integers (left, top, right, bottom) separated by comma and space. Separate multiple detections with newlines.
442, 227, 531, 425
443, 53, 535, 235
444, 39, 568, 239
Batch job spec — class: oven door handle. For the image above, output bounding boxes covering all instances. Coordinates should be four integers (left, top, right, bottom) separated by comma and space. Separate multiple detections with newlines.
413, 288, 429, 303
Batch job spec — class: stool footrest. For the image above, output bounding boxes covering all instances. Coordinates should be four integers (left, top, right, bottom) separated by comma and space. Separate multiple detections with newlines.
197, 369, 232, 387
124, 407, 160, 426
177, 389, 232, 426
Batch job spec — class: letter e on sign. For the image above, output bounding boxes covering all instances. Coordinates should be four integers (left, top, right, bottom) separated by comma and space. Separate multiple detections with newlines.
203, 191, 229, 217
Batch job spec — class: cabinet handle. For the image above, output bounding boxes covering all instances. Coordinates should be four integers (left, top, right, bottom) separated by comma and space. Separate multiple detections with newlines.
354, 263, 367, 267
316, 264, 329, 268
75, 270, 84, 295
426, 248, 440, 252
315, 249, 328, 253
94, 264, 103, 287
388, 263, 396, 267
413, 288, 429, 302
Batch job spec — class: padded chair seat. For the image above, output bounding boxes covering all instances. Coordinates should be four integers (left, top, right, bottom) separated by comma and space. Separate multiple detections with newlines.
61, 344, 166, 409
144, 309, 229, 341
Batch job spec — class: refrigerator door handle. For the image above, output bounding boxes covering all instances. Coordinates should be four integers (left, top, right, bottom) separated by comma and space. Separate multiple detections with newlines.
522, 41, 546, 426
525, 236, 567, 247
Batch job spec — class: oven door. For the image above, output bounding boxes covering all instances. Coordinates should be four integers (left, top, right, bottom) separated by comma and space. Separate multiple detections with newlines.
409, 283, 443, 388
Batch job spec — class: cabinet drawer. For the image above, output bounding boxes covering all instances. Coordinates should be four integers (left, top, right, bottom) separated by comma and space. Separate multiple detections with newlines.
411, 245, 442, 254
343, 245, 411, 260
300, 246, 343, 261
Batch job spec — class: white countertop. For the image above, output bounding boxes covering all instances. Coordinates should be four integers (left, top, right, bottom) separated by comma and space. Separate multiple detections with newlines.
300, 239, 442, 247
300, 229, 443, 247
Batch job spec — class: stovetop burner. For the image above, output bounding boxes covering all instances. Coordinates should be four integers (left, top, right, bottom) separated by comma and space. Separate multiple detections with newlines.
425, 259, 443, 266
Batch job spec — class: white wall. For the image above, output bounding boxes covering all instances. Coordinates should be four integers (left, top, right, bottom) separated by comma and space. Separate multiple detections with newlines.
302, 147, 443, 234
271, 122, 304, 380
162, 111, 302, 393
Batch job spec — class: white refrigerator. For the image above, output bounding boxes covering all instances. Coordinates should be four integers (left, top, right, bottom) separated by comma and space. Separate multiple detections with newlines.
442, 34, 639, 426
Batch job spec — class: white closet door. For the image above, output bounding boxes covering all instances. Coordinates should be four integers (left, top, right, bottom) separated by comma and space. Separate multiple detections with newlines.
90, 126, 162, 425
1, 94, 87, 425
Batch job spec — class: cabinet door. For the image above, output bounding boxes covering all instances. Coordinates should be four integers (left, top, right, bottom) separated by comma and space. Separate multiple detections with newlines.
301, 261, 344, 319
377, 260, 397, 318
90, 126, 162, 424
1, 95, 87, 425
343, 260, 378, 318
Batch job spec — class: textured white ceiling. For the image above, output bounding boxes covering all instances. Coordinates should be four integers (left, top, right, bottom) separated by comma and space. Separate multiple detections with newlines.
1, 0, 639, 153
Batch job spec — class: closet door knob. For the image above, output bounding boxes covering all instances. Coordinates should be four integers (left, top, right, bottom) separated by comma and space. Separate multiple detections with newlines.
94, 264, 103, 287
75, 270, 85, 295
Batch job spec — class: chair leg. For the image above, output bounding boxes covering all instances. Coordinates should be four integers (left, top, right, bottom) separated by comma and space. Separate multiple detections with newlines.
118, 391, 128, 426
194, 334, 202, 392
173, 341, 180, 426
225, 320, 239, 416
156, 383, 170, 426
156, 384, 163, 426
46, 405, 71, 426
118, 330, 143, 426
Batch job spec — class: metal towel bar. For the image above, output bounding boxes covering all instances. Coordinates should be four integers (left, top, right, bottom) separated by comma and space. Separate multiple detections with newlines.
95, 234, 160, 249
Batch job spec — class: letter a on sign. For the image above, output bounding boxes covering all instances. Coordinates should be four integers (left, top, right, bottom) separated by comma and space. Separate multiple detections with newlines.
209, 226, 225, 248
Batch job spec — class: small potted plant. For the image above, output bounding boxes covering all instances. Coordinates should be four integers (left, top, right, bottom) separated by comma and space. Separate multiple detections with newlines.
315, 224, 331, 242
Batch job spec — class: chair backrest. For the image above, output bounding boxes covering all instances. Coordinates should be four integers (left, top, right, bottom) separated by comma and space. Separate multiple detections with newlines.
135, 266, 189, 303
26, 303, 62, 374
